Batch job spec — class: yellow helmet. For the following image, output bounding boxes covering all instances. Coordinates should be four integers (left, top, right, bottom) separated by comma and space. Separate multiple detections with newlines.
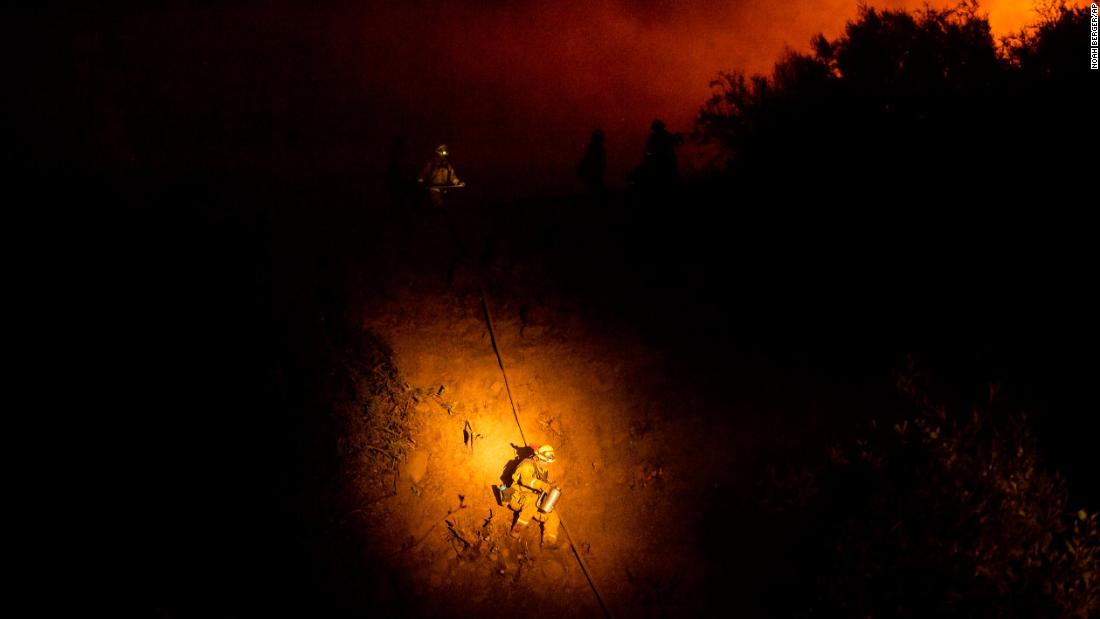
535, 444, 556, 463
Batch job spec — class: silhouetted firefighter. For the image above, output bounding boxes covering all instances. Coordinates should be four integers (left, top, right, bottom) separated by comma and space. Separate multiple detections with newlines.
576, 128, 606, 194
417, 144, 465, 207
631, 119, 682, 192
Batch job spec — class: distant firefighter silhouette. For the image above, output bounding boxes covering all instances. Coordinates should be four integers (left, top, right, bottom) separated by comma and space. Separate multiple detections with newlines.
501, 444, 561, 547
417, 144, 465, 207
631, 119, 682, 191
576, 128, 606, 194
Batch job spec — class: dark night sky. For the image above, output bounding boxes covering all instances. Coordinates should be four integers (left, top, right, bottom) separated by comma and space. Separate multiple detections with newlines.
35, 0, 1044, 201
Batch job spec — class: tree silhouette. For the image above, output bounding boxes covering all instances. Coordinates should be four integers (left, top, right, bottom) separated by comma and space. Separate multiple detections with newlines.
697, 3, 1100, 614
697, 1, 1094, 203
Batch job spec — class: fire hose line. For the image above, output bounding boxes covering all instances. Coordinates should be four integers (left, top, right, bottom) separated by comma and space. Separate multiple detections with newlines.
478, 287, 527, 449
477, 281, 615, 619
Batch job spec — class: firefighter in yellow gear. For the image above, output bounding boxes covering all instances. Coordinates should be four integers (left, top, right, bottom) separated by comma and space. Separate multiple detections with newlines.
508, 444, 561, 547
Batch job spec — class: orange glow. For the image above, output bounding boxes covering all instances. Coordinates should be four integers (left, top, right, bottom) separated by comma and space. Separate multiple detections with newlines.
351, 0, 1078, 199
359, 289, 661, 616
58, 1, 1077, 195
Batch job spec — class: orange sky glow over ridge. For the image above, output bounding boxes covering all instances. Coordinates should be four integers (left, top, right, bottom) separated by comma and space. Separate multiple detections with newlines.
52, 1, 1084, 197
352, 0, 1082, 198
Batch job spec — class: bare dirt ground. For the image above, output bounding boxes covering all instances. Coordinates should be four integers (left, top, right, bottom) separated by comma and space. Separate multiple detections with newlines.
305, 195, 890, 618
355, 284, 706, 617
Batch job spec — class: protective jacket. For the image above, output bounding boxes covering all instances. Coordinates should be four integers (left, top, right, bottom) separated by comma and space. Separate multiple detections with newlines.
419, 159, 461, 188
511, 457, 552, 498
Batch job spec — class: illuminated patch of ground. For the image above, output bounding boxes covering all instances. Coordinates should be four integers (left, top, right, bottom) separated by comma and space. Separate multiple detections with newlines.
301, 197, 897, 617
346, 284, 721, 617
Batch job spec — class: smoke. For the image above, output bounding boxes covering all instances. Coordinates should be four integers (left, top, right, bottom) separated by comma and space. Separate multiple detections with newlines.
353, 0, 1048, 198
44, 0, 1054, 199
